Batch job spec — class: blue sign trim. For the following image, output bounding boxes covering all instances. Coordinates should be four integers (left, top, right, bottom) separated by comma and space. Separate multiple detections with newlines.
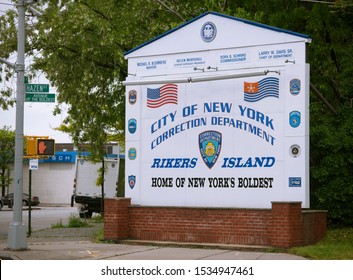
124, 12, 311, 56
39, 151, 125, 163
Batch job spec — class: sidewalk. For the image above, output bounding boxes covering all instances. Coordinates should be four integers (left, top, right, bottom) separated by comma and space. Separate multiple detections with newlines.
0, 226, 306, 260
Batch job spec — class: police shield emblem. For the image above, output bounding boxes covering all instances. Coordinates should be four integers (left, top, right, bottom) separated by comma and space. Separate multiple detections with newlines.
199, 130, 222, 169
290, 79, 301, 95
128, 175, 136, 189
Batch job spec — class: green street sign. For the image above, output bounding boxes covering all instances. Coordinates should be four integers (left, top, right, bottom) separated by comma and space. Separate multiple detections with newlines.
25, 93, 56, 103
25, 83, 49, 93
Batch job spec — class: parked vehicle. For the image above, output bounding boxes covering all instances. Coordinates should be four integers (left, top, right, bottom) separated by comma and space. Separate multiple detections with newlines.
1, 193, 40, 207
71, 157, 120, 218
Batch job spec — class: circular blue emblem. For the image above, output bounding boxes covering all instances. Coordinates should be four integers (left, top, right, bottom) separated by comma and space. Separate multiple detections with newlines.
201, 22, 217, 42
289, 111, 301, 128
128, 118, 137, 134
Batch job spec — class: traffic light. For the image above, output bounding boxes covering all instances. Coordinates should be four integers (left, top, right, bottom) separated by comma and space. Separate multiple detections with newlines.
37, 139, 55, 156
26, 138, 37, 156
25, 136, 55, 157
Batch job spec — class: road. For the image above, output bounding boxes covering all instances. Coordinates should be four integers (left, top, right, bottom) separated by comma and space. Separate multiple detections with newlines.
0, 205, 78, 238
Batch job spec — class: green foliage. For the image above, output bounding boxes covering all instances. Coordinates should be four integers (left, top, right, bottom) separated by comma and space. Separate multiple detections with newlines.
67, 213, 90, 228
51, 214, 90, 228
51, 219, 65, 228
92, 213, 104, 223
310, 107, 353, 226
0, 127, 15, 196
96, 163, 108, 187
289, 227, 353, 259
93, 226, 105, 242
52, 213, 104, 230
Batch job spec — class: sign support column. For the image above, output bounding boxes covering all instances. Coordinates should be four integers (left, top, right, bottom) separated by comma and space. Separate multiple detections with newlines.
7, 0, 27, 250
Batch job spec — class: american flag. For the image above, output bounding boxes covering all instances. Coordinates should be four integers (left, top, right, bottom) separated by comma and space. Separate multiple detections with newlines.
147, 84, 178, 108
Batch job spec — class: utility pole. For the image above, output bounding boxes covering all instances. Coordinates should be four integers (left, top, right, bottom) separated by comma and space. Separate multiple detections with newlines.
0, 0, 40, 250
6, 0, 27, 250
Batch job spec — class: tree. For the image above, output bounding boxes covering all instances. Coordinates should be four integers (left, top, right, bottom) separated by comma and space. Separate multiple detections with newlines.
0, 6, 17, 110
0, 0, 233, 154
301, 1, 353, 226
0, 127, 15, 197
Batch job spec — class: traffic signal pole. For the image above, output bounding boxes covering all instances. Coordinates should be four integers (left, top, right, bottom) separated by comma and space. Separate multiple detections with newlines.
0, 1, 42, 250
7, 0, 27, 250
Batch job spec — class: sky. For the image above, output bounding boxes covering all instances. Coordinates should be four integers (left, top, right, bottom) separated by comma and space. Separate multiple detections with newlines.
0, 0, 72, 143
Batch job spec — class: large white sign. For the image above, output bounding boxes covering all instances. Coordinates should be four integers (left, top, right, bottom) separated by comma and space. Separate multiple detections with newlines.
124, 12, 310, 208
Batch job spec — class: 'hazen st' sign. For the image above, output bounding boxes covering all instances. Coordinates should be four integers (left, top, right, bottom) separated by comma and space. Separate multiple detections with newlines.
25, 83, 49, 93
25, 83, 55, 103
124, 12, 311, 208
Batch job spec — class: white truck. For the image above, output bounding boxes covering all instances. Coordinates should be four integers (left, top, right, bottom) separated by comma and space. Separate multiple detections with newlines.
72, 156, 119, 218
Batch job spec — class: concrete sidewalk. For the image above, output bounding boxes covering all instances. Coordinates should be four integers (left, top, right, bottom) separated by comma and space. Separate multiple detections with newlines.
0, 237, 306, 260
0, 211, 306, 260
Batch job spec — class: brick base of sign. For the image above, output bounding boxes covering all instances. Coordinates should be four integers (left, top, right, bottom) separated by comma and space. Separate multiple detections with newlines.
104, 198, 327, 248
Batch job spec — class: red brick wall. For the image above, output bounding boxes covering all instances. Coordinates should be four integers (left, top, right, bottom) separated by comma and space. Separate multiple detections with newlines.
271, 202, 303, 247
129, 206, 272, 245
301, 210, 327, 245
104, 199, 327, 248
104, 198, 131, 240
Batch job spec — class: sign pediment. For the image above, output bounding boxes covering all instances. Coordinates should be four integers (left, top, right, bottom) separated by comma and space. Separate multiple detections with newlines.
125, 12, 311, 58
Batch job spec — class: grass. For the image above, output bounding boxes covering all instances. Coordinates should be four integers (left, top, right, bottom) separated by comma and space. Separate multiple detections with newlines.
91, 213, 104, 223
51, 219, 65, 228
93, 226, 107, 242
51, 213, 90, 228
289, 227, 353, 259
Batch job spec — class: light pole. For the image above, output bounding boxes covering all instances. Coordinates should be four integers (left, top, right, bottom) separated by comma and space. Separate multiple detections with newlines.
0, 1, 41, 250
1, 0, 42, 250
7, 0, 27, 250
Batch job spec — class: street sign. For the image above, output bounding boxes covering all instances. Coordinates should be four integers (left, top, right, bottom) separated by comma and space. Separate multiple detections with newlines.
25, 93, 55, 103
25, 83, 49, 93
29, 159, 39, 170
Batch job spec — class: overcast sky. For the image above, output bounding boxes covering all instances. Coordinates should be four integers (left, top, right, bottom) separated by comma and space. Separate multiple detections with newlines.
0, 0, 71, 143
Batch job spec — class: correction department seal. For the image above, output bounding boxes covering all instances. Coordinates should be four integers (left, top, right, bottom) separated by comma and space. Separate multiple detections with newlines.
199, 130, 222, 169
201, 21, 217, 42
